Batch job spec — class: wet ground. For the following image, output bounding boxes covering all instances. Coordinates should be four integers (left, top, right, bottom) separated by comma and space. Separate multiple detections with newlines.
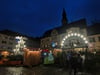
0, 65, 69, 75
0, 65, 93, 75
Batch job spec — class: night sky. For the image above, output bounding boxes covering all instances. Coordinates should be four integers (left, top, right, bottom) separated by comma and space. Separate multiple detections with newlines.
0, 0, 100, 37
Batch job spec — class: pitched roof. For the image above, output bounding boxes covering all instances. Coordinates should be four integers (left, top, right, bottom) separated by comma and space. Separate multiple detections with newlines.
0, 29, 40, 41
0, 29, 25, 36
43, 19, 87, 37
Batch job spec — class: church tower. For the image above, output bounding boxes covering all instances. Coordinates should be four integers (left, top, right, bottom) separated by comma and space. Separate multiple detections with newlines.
61, 8, 68, 26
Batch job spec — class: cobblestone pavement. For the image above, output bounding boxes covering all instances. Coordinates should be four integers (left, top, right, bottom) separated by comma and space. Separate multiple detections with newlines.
0, 65, 93, 75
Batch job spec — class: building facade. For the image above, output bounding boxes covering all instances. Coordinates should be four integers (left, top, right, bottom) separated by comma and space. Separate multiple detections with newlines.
87, 23, 100, 51
88, 34, 100, 51
0, 30, 40, 55
41, 9, 89, 51
41, 9, 100, 52
0, 33, 16, 52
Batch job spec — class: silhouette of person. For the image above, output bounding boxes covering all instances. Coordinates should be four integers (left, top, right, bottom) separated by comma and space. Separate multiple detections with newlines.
69, 53, 78, 75
77, 54, 83, 74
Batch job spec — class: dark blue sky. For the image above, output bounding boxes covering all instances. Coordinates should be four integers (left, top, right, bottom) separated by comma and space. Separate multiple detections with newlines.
0, 0, 100, 37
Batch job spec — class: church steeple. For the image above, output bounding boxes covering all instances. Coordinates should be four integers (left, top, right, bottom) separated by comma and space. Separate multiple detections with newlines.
61, 8, 68, 26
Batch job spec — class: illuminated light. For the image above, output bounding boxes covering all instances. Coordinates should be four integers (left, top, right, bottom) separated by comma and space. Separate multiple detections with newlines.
63, 38, 66, 41
13, 49, 16, 52
85, 41, 88, 44
20, 41, 24, 43
44, 53, 47, 55
80, 35, 83, 38
71, 33, 74, 36
93, 51, 96, 54
62, 40, 64, 43
60, 32, 89, 48
18, 41, 21, 43
20, 37, 22, 39
74, 33, 77, 36
1, 51, 9, 57
65, 36, 68, 38
61, 41, 64, 44
16, 45, 19, 47
77, 34, 80, 36
68, 34, 70, 37
24, 45, 26, 48
61, 42, 64, 46
15, 36, 20, 39
74, 44, 77, 47
17, 48, 19, 50
83, 37, 86, 40
14, 36, 26, 55
23, 41, 25, 43
61, 43, 63, 46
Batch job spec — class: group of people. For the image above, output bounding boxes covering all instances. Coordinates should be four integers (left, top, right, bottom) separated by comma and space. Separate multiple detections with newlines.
41, 49, 85, 75
66, 51, 85, 75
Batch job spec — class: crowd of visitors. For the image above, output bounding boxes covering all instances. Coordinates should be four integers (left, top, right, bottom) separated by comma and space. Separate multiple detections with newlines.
41, 50, 86, 75
67, 51, 84, 75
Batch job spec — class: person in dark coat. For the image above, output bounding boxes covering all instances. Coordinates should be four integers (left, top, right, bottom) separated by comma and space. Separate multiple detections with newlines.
69, 53, 78, 75
77, 54, 83, 74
